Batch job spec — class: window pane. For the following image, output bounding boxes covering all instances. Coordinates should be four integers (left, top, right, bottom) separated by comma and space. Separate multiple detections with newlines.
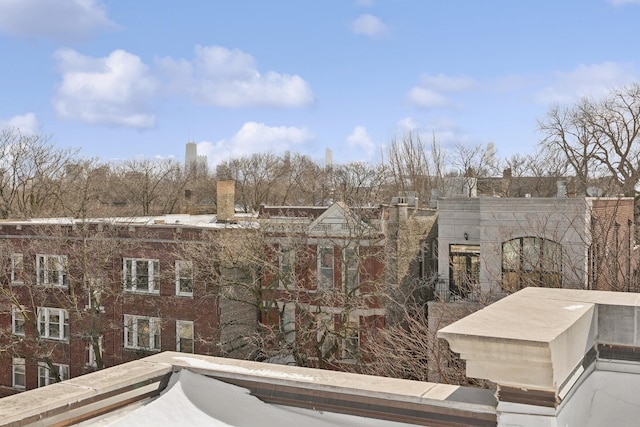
137, 318, 150, 348
152, 320, 161, 350
13, 308, 25, 335
125, 259, 133, 288
12, 253, 23, 282
177, 261, 193, 294
178, 321, 194, 353
136, 261, 149, 291
125, 317, 134, 347
318, 247, 334, 289
49, 312, 60, 339
320, 248, 333, 268
502, 240, 520, 271
13, 358, 25, 389
522, 237, 540, 272
502, 237, 562, 291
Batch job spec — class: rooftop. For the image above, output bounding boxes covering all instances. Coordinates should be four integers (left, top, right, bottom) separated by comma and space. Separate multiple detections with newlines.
0, 352, 496, 426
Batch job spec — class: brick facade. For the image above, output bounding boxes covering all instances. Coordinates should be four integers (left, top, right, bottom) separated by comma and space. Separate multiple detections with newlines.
0, 218, 230, 396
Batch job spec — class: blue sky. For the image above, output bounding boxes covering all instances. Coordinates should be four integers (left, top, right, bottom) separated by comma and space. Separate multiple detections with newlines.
1, 0, 639, 168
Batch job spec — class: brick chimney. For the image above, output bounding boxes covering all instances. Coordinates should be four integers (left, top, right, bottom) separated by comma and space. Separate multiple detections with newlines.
216, 180, 235, 223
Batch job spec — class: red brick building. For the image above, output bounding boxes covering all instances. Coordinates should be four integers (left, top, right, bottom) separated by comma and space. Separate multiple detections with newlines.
0, 184, 438, 394
0, 215, 237, 396
257, 200, 437, 369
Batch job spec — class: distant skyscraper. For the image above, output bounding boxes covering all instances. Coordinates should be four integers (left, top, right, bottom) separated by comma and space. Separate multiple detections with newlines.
325, 148, 333, 169
185, 142, 208, 173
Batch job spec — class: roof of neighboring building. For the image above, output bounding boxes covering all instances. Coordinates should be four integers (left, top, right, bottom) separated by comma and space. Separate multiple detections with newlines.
0, 213, 259, 229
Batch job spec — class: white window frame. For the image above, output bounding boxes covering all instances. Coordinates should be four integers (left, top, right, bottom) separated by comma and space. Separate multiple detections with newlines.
278, 246, 295, 289
13, 357, 25, 390
317, 246, 334, 290
123, 258, 160, 293
37, 307, 69, 341
317, 313, 336, 359
124, 315, 161, 351
342, 247, 359, 292
176, 320, 194, 353
87, 336, 103, 368
36, 254, 69, 287
12, 305, 26, 336
342, 314, 360, 360
37, 362, 69, 387
11, 253, 24, 284
175, 260, 194, 296
281, 304, 296, 344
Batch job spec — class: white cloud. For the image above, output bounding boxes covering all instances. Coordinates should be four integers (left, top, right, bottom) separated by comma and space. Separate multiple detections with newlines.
157, 45, 314, 108
197, 122, 314, 166
350, 14, 388, 38
346, 126, 377, 158
52, 48, 158, 128
0, 113, 39, 134
0, 0, 115, 41
407, 87, 453, 109
536, 61, 637, 104
407, 73, 477, 109
396, 117, 421, 134
418, 74, 478, 92
395, 116, 470, 148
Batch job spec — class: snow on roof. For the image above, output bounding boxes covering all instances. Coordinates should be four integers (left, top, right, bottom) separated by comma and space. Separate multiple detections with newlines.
0, 213, 259, 229
103, 369, 418, 427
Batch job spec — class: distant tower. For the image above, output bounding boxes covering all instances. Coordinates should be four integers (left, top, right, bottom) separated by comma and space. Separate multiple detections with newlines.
185, 142, 208, 174
185, 142, 197, 168
325, 148, 333, 169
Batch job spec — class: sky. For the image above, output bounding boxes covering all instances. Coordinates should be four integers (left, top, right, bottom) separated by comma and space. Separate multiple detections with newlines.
0, 0, 639, 169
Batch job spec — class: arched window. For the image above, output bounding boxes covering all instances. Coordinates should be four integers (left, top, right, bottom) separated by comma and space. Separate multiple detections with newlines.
502, 237, 561, 292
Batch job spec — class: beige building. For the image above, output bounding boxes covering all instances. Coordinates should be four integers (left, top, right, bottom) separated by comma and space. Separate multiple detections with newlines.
436, 196, 637, 301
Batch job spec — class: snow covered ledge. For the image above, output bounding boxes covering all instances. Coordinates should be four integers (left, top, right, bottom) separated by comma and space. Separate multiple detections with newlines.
437, 287, 640, 426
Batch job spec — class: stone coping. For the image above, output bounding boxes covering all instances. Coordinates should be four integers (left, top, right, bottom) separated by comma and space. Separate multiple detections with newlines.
0, 353, 496, 427
438, 287, 640, 395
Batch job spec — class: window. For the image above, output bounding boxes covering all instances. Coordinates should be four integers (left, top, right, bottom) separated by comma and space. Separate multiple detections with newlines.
87, 277, 103, 311
281, 304, 296, 344
317, 246, 334, 290
13, 358, 25, 390
449, 245, 480, 299
123, 258, 159, 293
88, 336, 103, 368
37, 307, 69, 341
38, 362, 69, 387
278, 246, 295, 289
124, 315, 161, 351
175, 260, 193, 296
11, 253, 23, 284
502, 237, 562, 292
36, 255, 69, 287
342, 247, 359, 292
176, 320, 194, 353
12, 305, 26, 336
317, 313, 336, 360
342, 315, 360, 360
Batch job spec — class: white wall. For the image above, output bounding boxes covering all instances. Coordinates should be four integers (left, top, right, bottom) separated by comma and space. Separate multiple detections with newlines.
438, 198, 591, 296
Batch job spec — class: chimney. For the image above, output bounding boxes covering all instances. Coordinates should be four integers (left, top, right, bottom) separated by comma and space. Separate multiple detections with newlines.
216, 180, 235, 223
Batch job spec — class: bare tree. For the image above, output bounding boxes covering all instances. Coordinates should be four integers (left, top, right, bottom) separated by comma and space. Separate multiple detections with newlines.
114, 158, 187, 215
385, 131, 445, 202
329, 162, 387, 206
0, 129, 78, 219
539, 83, 640, 196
